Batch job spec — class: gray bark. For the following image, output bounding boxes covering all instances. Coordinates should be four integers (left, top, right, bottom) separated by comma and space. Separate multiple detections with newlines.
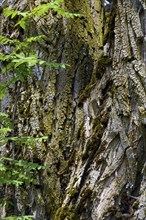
0, 0, 146, 219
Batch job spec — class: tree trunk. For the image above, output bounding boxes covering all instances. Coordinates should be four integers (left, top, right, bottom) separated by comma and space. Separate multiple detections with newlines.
0, 0, 146, 219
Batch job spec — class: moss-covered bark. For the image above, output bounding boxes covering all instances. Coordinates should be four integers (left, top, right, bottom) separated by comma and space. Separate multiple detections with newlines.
0, 0, 146, 219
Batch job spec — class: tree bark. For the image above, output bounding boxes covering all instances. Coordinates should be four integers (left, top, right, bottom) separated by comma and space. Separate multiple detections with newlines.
0, 0, 146, 219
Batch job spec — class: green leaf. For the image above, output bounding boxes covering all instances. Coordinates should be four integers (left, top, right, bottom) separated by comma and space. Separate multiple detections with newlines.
0, 127, 11, 135
0, 163, 6, 171
3, 8, 15, 18
0, 35, 20, 46
0, 84, 8, 100
19, 19, 27, 29
11, 52, 38, 68
25, 35, 45, 43
3, 215, 33, 220
15, 18, 27, 29
11, 11, 17, 19
0, 112, 12, 129
4, 7, 29, 19
38, 60, 45, 65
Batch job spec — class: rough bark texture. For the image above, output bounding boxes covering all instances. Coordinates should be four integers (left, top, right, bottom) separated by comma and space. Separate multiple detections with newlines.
0, 0, 146, 219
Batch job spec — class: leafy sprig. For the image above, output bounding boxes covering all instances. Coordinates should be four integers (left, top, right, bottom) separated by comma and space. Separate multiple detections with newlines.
3, 0, 80, 29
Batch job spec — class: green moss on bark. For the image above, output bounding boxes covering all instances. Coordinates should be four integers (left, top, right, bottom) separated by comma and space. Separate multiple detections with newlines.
54, 206, 77, 220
